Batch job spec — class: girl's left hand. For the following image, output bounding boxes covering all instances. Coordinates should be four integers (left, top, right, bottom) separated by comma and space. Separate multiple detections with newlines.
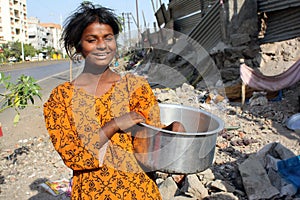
114, 111, 145, 132
163, 121, 186, 132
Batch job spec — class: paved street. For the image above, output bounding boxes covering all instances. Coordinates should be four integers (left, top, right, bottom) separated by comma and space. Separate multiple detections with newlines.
0, 60, 83, 147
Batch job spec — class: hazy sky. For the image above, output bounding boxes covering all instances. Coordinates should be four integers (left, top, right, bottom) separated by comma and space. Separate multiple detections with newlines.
26, 0, 169, 29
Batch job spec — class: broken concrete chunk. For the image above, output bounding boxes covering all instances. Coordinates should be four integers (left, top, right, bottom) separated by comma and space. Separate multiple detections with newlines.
159, 176, 178, 200
238, 155, 280, 200
209, 179, 235, 193
180, 174, 208, 199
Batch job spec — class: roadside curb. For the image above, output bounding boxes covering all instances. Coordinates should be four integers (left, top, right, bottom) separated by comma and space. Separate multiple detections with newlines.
0, 59, 69, 72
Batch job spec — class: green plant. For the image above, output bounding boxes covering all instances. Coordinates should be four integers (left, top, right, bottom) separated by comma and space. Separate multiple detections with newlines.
1, 41, 38, 62
0, 72, 42, 125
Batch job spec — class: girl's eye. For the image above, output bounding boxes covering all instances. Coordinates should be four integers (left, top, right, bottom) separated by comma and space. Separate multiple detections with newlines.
87, 39, 96, 43
105, 37, 114, 41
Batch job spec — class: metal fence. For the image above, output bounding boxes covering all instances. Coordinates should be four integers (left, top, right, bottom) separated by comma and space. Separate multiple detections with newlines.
258, 0, 300, 43
155, 0, 300, 50
168, 0, 221, 51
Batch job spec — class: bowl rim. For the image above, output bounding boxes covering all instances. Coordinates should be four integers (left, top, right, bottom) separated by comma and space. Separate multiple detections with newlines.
138, 103, 225, 136
286, 113, 300, 130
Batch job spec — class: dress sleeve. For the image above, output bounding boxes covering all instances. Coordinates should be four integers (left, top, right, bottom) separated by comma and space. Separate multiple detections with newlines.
127, 74, 162, 127
43, 84, 101, 171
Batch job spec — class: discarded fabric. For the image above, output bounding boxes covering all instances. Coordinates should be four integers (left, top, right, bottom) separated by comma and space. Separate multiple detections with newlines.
277, 155, 300, 189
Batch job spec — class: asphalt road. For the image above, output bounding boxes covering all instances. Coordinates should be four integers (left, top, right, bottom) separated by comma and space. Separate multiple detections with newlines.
0, 60, 83, 130
0, 60, 83, 94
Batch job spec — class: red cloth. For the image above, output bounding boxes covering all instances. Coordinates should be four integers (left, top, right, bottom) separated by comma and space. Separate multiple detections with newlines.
240, 59, 300, 91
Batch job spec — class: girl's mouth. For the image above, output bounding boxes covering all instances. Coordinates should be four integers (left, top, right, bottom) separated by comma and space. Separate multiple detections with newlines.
93, 52, 111, 59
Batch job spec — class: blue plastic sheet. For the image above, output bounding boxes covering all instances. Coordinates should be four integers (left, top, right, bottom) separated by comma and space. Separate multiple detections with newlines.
277, 155, 300, 188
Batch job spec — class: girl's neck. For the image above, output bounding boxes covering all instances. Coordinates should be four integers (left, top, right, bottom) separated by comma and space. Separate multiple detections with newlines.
73, 67, 121, 97
77, 65, 120, 84
82, 63, 109, 76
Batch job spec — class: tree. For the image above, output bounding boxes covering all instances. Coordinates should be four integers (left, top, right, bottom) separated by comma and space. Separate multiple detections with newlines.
24, 43, 37, 58
41, 46, 55, 58
8, 41, 22, 61
1, 41, 38, 62
0, 73, 42, 125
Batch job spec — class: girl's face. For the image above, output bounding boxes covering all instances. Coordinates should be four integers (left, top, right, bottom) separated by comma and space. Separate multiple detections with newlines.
80, 22, 117, 67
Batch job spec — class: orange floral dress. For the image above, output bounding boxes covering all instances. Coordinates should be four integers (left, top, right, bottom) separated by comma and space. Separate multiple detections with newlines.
43, 73, 162, 200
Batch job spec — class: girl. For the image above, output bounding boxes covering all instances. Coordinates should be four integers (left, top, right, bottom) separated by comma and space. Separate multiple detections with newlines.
44, 2, 184, 199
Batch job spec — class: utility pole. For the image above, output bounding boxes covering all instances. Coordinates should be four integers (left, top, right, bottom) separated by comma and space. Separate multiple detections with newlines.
142, 11, 147, 28
20, 2, 24, 61
135, 0, 141, 47
130, 13, 141, 47
127, 13, 131, 48
151, 0, 163, 43
122, 13, 127, 47
151, 0, 156, 13
135, 0, 140, 31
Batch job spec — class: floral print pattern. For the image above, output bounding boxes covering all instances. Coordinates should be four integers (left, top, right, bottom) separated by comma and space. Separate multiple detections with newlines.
44, 73, 162, 199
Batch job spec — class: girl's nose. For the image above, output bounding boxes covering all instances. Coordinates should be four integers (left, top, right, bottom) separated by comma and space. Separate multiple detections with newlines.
96, 39, 107, 50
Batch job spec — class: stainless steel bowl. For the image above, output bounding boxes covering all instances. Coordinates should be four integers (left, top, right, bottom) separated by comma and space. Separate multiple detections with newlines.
132, 103, 224, 174
286, 113, 300, 133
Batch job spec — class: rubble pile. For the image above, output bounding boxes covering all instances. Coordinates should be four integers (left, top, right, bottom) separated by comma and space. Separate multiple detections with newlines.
151, 83, 300, 200
133, 37, 300, 88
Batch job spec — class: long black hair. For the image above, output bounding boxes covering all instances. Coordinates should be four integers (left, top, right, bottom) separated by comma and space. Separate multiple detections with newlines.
61, 1, 121, 60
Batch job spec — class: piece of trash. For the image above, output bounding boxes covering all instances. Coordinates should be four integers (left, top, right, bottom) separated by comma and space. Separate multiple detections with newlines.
5, 146, 29, 164
225, 126, 240, 131
249, 91, 268, 107
0, 123, 3, 137
277, 155, 300, 189
40, 178, 71, 196
205, 93, 225, 104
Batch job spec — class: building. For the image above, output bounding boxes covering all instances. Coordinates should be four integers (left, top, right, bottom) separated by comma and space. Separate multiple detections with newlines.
0, 0, 28, 44
40, 22, 63, 52
0, 0, 64, 60
27, 16, 53, 50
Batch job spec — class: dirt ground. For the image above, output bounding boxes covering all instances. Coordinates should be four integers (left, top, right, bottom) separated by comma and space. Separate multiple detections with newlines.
0, 57, 300, 199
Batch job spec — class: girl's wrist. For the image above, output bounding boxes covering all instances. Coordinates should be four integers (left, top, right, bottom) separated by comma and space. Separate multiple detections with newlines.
106, 119, 120, 133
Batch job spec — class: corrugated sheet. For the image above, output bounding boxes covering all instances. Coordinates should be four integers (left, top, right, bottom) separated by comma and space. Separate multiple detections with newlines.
257, 0, 300, 43
169, 0, 217, 18
155, 4, 170, 27
174, 13, 202, 34
260, 8, 300, 43
169, 0, 220, 48
188, 1, 222, 51
169, 0, 202, 19
258, 0, 300, 12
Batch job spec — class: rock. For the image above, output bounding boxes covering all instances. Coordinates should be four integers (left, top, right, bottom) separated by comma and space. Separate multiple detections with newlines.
204, 192, 239, 200
230, 34, 251, 47
238, 155, 280, 200
197, 168, 215, 184
159, 177, 179, 200
172, 174, 185, 184
180, 174, 208, 199
256, 142, 296, 167
208, 180, 235, 193
173, 196, 198, 199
